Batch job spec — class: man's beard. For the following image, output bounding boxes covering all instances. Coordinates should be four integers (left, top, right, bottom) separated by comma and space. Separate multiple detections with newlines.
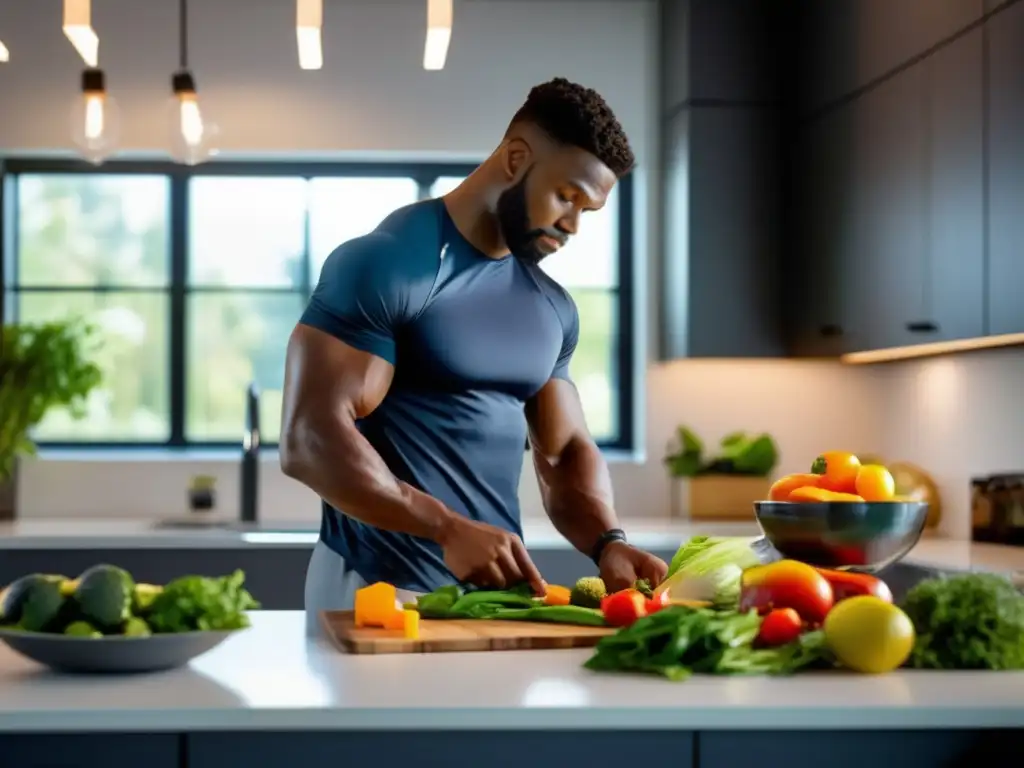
496, 168, 552, 265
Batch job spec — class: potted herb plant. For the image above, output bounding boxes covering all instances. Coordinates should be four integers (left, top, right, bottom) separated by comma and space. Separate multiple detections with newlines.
0, 319, 103, 518
664, 426, 779, 520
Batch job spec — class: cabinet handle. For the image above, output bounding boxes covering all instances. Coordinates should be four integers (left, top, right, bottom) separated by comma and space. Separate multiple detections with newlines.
819, 324, 844, 337
906, 321, 939, 333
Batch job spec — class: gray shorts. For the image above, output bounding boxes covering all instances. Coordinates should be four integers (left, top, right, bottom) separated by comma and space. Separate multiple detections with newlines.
303, 539, 424, 636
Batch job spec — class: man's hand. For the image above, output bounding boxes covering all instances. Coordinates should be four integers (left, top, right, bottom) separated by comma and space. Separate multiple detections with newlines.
598, 541, 668, 593
437, 515, 547, 595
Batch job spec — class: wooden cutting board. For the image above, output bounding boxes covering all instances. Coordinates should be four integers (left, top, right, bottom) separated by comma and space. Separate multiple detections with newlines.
320, 610, 615, 655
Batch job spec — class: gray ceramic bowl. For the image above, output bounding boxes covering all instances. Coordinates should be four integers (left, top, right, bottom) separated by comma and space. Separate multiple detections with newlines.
0, 627, 239, 674
753, 500, 930, 572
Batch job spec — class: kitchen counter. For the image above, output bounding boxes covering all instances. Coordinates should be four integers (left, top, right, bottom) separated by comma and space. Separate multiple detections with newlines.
1, 610, 1022, 733
0, 517, 1022, 575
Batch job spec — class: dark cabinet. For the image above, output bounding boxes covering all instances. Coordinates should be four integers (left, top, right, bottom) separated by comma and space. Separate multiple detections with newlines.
787, 102, 862, 356
986, 2, 1024, 336
789, 27, 985, 357
661, 107, 785, 359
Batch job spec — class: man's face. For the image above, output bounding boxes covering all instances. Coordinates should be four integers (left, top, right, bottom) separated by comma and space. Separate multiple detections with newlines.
496, 147, 618, 265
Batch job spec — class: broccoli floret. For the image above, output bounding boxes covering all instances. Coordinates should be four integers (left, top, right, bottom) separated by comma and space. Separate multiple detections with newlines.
633, 579, 654, 599
570, 577, 607, 608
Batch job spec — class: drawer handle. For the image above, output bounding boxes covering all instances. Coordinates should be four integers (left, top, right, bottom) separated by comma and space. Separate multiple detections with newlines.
906, 321, 939, 333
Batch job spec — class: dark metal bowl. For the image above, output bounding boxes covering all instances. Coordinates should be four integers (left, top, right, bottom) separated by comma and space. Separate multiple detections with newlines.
753, 500, 930, 572
0, 627, 240, 674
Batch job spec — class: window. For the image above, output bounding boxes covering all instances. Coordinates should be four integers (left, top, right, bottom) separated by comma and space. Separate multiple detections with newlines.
1, 160, 635, 451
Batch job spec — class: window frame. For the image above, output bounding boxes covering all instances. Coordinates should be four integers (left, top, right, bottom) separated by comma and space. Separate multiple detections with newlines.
0, 158, 636, 453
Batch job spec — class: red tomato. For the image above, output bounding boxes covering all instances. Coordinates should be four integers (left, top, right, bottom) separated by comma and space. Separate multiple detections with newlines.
739, 559, 835, 624
645, 591, 669, 615
757, 608, 803, 647
601, 589, 648, 627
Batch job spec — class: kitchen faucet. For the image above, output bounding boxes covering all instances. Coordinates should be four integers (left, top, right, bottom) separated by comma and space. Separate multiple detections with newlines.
240, 382, 260, 524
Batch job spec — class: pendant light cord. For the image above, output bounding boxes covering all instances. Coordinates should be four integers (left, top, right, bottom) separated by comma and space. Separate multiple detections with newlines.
179, 0, 189, 70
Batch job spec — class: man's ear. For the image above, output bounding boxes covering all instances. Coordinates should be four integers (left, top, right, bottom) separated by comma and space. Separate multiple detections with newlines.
500, 137, 532, 182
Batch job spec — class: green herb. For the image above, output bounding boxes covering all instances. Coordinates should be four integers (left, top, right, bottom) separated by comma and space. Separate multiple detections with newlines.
664, 427, 779, 479
901, 572, 1024, 670
583, 606, 831, 681
0, 319, 103, 482
147, 570, 259, 633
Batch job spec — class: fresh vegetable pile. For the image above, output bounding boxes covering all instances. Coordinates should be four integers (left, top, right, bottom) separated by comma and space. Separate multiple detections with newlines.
0, 565, 259, 638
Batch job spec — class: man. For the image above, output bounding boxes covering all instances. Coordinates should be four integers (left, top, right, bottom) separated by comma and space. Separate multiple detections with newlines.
280, 77, 668, 631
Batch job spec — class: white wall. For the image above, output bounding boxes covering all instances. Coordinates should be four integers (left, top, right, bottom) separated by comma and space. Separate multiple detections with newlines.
5, 1, 1021, 536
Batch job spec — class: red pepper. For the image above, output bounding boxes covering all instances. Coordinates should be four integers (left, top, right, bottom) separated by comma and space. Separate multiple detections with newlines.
757, 607, 803, 647
644, 590, 669, 615
601, 589, 648, 627
813, 567, 893, 604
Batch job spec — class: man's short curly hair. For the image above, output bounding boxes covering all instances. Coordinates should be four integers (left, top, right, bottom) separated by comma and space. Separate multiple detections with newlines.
507, 77, 635, 177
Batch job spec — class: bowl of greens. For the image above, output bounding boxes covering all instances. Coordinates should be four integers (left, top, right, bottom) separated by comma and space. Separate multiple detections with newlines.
0, 565, 259, 674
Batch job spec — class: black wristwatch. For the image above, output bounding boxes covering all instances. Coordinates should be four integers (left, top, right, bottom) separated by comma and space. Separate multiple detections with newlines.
590, 528, 628, 565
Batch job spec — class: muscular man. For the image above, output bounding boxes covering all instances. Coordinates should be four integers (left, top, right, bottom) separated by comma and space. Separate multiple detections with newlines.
280, 78, 668, 630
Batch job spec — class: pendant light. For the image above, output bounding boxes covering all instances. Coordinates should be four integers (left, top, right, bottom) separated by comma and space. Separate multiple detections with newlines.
423, 0, 453, 71
70, 68, 121, 164
62, 0, 99, 67
168, 0, 219, 165
296, 0, 323, 70
0, 39, 9, 63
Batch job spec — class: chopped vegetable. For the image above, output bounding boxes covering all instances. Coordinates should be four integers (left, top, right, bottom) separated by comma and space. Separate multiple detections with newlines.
658, 536, 763, 610
569, 577, 608, 609
757, 608, 803, 647
814, 567, 892, 603
354, 582, 399, 628
901, 572, 1024, 670
543, 585, 572, 606
584, 606, 830, 681
412, 584, 608, 626
601, 589, 647, 627
739, 560, 834, 625
147, 570, 259, 633
383, 608, 420, 639
495, 605, 608, 626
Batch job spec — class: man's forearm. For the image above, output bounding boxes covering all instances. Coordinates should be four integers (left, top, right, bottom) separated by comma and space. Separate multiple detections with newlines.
535, 435, 620, 558
281, 415, 453, 542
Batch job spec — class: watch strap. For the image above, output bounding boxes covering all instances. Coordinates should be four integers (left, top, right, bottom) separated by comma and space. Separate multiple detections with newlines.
590, 528, 627, 565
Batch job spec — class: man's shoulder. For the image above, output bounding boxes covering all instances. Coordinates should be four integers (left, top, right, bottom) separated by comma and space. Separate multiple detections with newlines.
526, 264, 578, 325
320, 199, 445, 284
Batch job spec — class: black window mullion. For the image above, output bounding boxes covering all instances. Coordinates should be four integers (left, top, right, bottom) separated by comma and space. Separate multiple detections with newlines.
614, 173, 635, 453
168, 173, 188, 447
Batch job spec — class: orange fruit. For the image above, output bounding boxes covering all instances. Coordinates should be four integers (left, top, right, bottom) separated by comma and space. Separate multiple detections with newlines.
855, 465, 896, 501
768, 473, 823, 501
811, 451, 862, 493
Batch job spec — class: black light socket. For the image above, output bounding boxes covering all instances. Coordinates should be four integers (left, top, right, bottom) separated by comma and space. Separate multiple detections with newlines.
171, 70, 197, 96
81, 68, 105, 94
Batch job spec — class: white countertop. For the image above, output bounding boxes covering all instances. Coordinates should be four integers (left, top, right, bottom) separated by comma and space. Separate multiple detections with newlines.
0, 610, 1021, 732
1, 517, 1023, 576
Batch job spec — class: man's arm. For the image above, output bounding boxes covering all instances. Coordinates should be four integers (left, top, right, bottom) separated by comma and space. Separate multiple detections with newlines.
279, 324, 453, 542
525, 378, 619, 558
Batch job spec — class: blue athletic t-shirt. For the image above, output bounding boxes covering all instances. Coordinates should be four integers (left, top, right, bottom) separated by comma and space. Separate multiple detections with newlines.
298, 197, 579, 592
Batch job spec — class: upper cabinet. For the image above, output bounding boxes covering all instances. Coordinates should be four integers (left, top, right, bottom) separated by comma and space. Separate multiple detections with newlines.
787, 25, 986, 357
987, 2, 1024, 336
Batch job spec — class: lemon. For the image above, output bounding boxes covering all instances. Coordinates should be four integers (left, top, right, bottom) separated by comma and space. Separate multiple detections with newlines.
823, 595, 916, 674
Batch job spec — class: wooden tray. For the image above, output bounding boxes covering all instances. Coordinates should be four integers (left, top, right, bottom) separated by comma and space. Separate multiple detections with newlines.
320, 610, 614, 655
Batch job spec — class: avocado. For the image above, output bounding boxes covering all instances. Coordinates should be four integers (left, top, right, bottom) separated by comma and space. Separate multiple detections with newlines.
19, 579, 67, 632
132, 583, 163, 616
123, 617, 152, 637
64, 620, 102, 638
1, 574, 66, 625
75, 565, 135, 630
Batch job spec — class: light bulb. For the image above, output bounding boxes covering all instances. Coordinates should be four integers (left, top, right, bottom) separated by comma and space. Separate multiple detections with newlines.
70, 68, 120, 165
0, 39, 10, 63
167, 71, 220, 166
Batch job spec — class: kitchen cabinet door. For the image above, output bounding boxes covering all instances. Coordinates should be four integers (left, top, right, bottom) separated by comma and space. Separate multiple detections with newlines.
786, 102, 863, 357
914, 28, 985, 344
987, 2, 1024, 336
850, 29, 984, 352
